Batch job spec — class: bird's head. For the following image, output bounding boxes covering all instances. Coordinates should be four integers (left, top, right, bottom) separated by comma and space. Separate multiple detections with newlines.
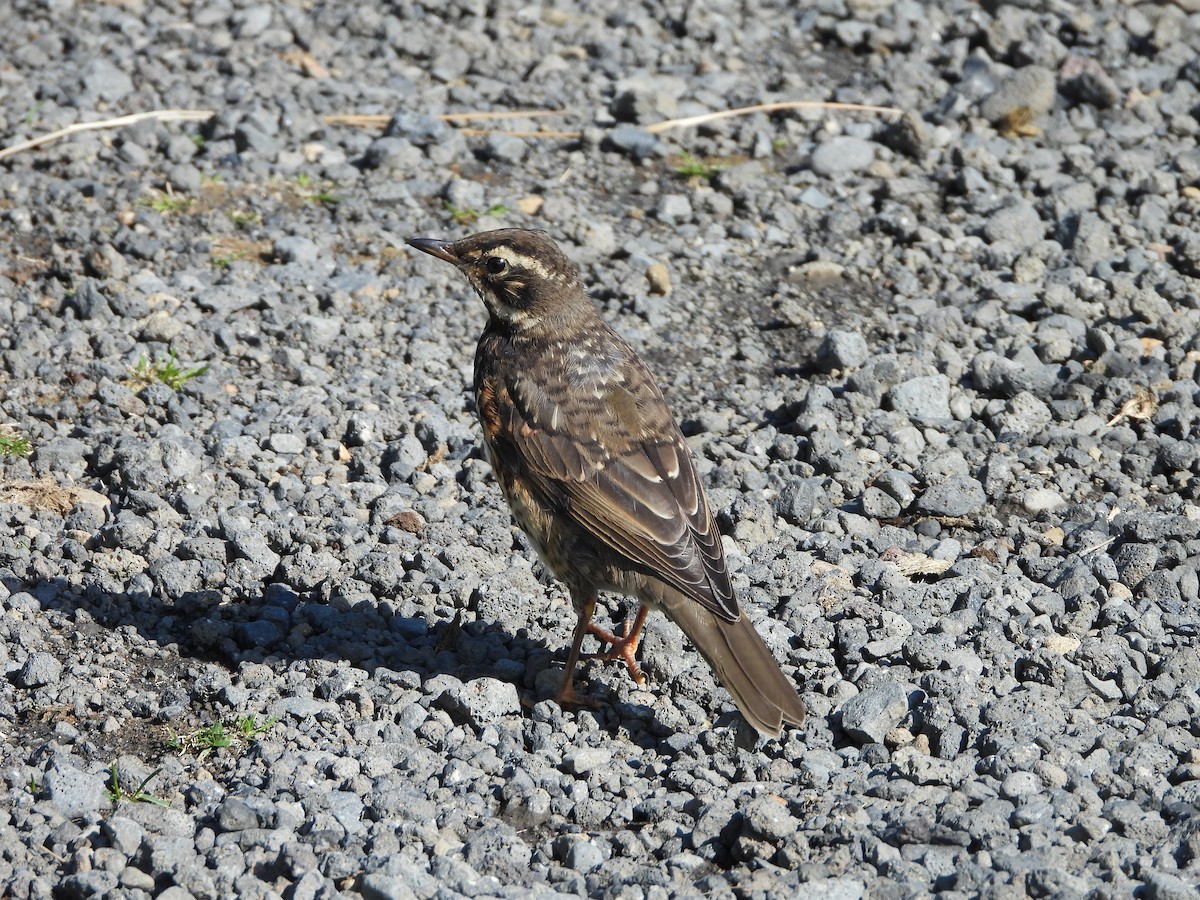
407, 228, 589, 331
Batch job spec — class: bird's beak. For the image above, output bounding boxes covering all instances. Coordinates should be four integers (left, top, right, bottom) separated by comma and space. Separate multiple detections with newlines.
406, 237, 459, 264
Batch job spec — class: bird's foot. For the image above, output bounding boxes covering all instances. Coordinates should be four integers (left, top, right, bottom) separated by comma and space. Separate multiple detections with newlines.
555, 680, 602, 709
583, 619, 647, 686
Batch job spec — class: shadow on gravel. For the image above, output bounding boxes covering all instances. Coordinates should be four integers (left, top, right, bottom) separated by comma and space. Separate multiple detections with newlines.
3, 573, 662, 744
5, 574, 555, 680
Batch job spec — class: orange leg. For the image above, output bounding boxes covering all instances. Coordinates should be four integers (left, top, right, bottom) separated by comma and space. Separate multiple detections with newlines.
556, 595, 601, 708
583, 605, 650, 686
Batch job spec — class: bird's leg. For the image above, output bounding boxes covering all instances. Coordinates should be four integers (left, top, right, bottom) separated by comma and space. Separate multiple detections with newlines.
556, 594, 601, 708
583, 605, 650, 686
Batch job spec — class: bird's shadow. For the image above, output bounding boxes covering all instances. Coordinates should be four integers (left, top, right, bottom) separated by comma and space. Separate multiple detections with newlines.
3, 574, 668, 752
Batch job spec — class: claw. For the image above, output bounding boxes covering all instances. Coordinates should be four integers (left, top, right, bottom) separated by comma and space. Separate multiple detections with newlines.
581, 606, 649, 685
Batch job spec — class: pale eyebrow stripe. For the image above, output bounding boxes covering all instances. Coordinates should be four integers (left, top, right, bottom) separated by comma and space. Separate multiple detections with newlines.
489, 246, 553, 279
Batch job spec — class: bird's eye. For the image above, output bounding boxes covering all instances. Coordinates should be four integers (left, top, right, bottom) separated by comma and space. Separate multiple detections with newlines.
485, 256, 509, 276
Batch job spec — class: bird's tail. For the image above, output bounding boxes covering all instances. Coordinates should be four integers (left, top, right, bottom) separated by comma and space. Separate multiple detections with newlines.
653, 585, 806, 738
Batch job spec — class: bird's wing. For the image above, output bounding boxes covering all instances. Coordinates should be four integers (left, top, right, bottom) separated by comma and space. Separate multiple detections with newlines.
479, 347, 738, 622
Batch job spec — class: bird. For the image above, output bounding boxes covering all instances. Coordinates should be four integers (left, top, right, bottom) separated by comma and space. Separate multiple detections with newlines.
407, 228, 806, 737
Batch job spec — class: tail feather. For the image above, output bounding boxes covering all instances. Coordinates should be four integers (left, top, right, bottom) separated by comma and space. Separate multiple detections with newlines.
655, 587, 806, 737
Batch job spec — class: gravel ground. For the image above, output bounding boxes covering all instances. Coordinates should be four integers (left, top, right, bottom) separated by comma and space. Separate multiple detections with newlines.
2, 0, 1199, 897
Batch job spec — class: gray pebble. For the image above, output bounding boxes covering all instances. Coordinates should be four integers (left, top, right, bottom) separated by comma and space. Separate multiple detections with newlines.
889, 374, 951, 422
1113, 543, 1159, 588
840, 679, 909, 744
775, 478, 827, 527
799, 185, 834, 208
1020, 487, 1065, 515
484, 134, 527, 164
274, 236, 319, 264
811, 136, 876, 176
267, 432, 306, 454
17, 651, 62, 687
82, 57, 134, 101
983, 200, 1042, 249
979, 65, 1056, 122
1142, 870, 1199, 900
432, 675, 521, 726
59, 873, 119, 897
45, 761, 105, 819
563, 837, 604, 872
999, 770, 1041, 800
461, 822, 531, 880
742, 796, 798, 841
234, 5, 272, 38
820, 330, 869, 369
603, 126, 665, 159
562, 747, 613, 776
916, 475, 986, 517
656, 193, 693, 223
216, 797, 260, 832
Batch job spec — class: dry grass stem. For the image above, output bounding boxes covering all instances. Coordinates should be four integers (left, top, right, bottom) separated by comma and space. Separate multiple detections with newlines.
644, 100, 904, 133
1, 100, 904, 160
0, 109, 214, 161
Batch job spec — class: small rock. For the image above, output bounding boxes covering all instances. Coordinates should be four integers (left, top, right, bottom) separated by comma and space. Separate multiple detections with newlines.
889, 374, 951, 422
1060, 55, 1121, 109
433, 676, 521, 726
563, 838, 603, 872
59, 873, 120, 898
916, 475, 986, 517
216, 797, 260, 832
603, 126, 665, 160
139, 310, 186, 342
82, 58, 134, 102
999, 770, 1041, 800
656, 194, 693, 223
811, 136, 876, 176
103, 816, 145, 856
45, 762, 105, 818
461, 822, 531, 881
840, 679, 909, 744
1113, 543, 1159, 588
879, 111, 928, 158
118, 867, 157, 891
17, 652, 62, 687
646, 263, 671, 295
387, 113, 450, 147
1021, 488, 1065, 515
274, 236, 319, 265
610, 73, 686, 123
742, 796, 797, 841
820, 331, 869, 369
862, 487, 901, 518
775, 478, 827, 527
984, 200, 1043, 249
234, 5, 272, 38
278, 547, 340, 591
268, 433, 306, 455
792, 877, 866, 900
361, 872, 418, 900
484, 133, 526, 164
363, 137, 424, 172
517, 195, 544, 216
980, 65, 1057, 123
1142, 870, 1199, 900
995, 392, 1052, 433
799, 186, 833, 208
875, 470, 918, 507
562, 747, 612, 776
167, 163, 202, 194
